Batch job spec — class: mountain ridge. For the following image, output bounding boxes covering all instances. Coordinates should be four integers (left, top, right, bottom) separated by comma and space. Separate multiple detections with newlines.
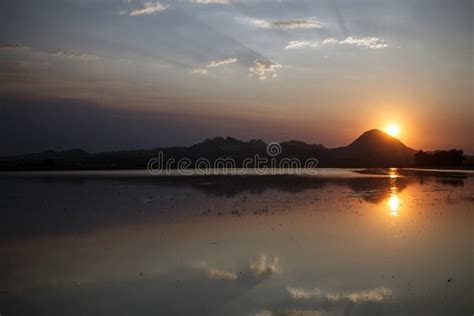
0, 129, 461, 171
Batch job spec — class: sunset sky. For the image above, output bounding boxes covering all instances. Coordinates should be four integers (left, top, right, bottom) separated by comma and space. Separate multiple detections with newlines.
1, 0, 472, 155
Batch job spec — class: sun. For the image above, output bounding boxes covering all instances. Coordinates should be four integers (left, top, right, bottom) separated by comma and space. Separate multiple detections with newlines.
385, 124, 400, 137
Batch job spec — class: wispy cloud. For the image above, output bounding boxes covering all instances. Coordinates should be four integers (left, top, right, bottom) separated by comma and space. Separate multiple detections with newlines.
240, 17, 323, 30
249, 60, 282, 80
255, 310, 323, 316
192, 0, 231, 4
191, 57, 237, 75
285, 41, 318, 49
206, 57, 237, 68
339, 36, 388, 49
127, 1, 168, 16
322, 38, 338, 44
190, 68, 208, 75
0, 43, 29, 50
272, 18, 323, 29
244, 18, 272, 28
43, 49, 98, 60
0, 43, 98, 60
287, 286, 392, 302
285, 36, 388, 49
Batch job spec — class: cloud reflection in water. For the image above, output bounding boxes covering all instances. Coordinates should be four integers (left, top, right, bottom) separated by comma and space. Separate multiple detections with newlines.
192, 260, 238, 281
192, 254, 280, 282
287, 286, 392, 302
249, 254, 280, 278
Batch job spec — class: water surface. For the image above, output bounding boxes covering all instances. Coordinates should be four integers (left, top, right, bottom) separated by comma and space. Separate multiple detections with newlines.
0, 169, 472, 316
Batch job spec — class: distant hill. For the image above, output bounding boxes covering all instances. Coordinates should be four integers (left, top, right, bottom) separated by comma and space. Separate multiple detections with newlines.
0, 149, 89, 161
415, 149, 464, 167
326, 129, 417, 167
0, 129, 459, 171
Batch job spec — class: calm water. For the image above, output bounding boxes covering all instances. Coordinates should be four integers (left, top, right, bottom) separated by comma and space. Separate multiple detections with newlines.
0, 169, 472, 316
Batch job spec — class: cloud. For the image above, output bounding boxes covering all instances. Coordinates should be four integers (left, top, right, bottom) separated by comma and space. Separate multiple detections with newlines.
206, 57, 237, 68
128, 1, 168, 16
271, 18, 323, 29
0, 43, 30, 50
249, 254, 280, 277
245, 18, 272, 28
285, 41, 318, 49
192, 260, 237, 280
42, 49, 98, 60
192, 0, 231, 4
0, 43, 98, 60
190, 68, 208, 75
191, 57, 237, 75
248, 60, 282, 80
241, 17, 323, 30
255, 310, 323, 316
287, 286, 392, 302
284, 36, 388, 49
322, 38, 338, 44
258, 310, 323, 316
338, 36, 388, 49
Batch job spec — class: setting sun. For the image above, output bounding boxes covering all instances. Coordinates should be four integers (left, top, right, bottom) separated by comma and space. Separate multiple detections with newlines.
385, 124, 400, 137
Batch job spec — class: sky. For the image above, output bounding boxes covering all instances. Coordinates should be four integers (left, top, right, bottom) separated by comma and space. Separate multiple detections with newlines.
0, 0, 472, 155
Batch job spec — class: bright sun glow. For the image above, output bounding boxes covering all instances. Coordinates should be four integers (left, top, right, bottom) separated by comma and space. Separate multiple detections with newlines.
385, 124, 400, 137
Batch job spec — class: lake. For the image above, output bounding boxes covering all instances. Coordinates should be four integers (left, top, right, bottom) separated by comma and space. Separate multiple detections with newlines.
0, 168, 472, 316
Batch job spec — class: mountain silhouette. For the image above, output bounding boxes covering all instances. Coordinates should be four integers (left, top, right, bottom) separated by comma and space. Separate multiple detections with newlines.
0, 129, 445, 171
327, 129, 417, 167
190, 137, 267, 154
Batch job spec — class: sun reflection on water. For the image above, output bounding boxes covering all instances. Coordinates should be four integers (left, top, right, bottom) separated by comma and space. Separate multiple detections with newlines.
387, 168, 400, 216
388, 195, 400, 216
389, 168, 399, 179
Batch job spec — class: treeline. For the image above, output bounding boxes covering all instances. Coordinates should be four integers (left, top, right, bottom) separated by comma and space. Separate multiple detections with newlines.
414, 149, 464, 167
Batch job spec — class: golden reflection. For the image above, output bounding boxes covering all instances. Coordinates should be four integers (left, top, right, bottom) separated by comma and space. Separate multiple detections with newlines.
388, 195, 400, 216
388, 168, 398, 179
387, 168, 400, 216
